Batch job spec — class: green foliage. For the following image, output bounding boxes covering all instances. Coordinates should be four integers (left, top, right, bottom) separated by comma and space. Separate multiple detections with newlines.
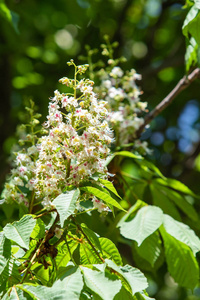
160, 226, 199, 289
81, 185, 125, 211
118, 206, 163, 246
0, 0, 19, 33
3, 215, 36, 250
52, 189, 80, 227
1, 3, 200, 299
182, 0, 200, 70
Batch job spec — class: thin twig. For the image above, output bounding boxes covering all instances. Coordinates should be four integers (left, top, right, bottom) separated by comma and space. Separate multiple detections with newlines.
136, 68, 200, 138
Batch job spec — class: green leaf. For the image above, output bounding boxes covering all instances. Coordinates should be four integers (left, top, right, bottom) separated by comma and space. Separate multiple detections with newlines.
183, 5, 199, 35
119, 206, 163, 246
80, 242, 102, 265
0, 232, 11, 259
2, 287, 31, 300
136, 159, 165, 179
54, 266, 84, 299
53, 189, 80, 227
134, 231, 162, 267
8, 267, 84, 299
163, 214, 200, 255
3, 215, 36, 250
185, 37, 198, 71
98, 179, 121, 199
183, 5, 200, 45
0, 254, 7, 275
113, 151, 143, 160
0, 257, 20, 284
56, 239, 79, 278
117, 200, 147, 227
31, 218, 45, 240
155, 178, 198, 197
133, 293, 155, 300
160, 226, 199, 289
99, 237, 123, 266
80, 266, 121, 300
0, 0, 19, 33
81, 224, 102, 253
154, 183, 198, 221
81, 186, 125, 211
114, 286, 134, 299
106, 260, 148, 295
150, 183, 181, 221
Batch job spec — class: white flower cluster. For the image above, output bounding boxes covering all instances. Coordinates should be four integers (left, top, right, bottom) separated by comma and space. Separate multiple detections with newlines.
33, 66, 113, 208
1, 145, 38, 207
96, 66, 150, 153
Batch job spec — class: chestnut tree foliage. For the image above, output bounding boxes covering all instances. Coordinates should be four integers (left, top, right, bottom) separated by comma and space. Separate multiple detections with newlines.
1, 1, 200, 299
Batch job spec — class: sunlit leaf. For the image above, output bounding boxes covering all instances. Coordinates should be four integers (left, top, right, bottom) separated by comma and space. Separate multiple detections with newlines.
160, 226, 199, 289
119, 206, 163, 246
106, 260, 148, 295
99, 179, 121, 199
99, 238, 122, 266
183, 5, 200, 45
185, 37, 198, 71
31, 218, 45, 240
53, 189, 80, 227
163, 214, 200, 255
80, 266, 121, 300
81, 186, 125, 211
3, 215, 36, 250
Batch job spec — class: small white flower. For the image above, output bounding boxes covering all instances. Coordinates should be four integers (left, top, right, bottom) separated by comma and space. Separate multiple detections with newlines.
110, 67, 124, 78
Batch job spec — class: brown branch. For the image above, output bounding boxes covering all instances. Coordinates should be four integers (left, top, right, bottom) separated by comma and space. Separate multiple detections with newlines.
136, 68, 200, 138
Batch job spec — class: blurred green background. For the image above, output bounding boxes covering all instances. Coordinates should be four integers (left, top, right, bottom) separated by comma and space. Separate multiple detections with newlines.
1, 1, 200, 299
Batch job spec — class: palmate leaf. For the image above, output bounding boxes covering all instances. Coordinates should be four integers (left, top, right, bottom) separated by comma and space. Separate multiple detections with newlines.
106, 260, 148, 296
160, 226, 199, 289
81, 186, 125, 211
80, 266, 121, 300
118, 206, 163, 246
163, 214, 200, 255
53, 188, 80, 227
3, 215, 36, 250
